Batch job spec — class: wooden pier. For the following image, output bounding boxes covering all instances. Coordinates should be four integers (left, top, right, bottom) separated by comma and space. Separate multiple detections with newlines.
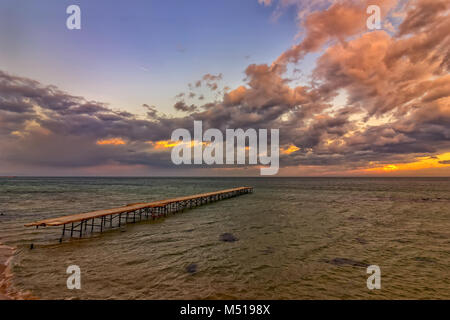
25, 187, 253, 239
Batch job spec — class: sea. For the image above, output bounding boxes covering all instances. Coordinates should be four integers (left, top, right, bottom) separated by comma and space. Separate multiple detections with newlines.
0, 177, 449, 299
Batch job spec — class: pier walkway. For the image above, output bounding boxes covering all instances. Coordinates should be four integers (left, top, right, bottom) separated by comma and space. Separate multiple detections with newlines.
25, 187, 253, 239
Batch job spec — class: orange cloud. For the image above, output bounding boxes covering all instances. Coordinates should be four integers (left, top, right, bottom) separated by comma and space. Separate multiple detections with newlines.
273, 0, 397, 70
281, 145, 300, 154
224, 85, 247, 105
147, 140, 210, 150
96, 138, 126, 145
148, 140, 179, 149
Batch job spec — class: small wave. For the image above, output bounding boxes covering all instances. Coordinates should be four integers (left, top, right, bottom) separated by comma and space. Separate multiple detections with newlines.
0, 244, 16, 299
322, 257, 369, 268
0, 243, 36, 300
413, 256, 437, 263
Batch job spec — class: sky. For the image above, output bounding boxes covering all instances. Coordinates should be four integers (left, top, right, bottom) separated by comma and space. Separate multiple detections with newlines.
0, 0, 449, 176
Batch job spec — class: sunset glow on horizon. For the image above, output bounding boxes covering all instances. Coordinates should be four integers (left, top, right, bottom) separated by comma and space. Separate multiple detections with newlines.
363, 153, 450, 174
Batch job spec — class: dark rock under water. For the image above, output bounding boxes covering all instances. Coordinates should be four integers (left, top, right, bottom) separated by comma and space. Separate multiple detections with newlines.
219, 233, 238, 242
186, 263, 198, 274
355, 237, 368, 245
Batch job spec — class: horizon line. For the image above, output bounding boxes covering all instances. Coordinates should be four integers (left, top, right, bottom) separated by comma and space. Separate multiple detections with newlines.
1, 175, 450, 179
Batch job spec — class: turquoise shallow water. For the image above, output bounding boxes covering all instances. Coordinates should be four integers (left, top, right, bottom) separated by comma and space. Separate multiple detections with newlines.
0, 177, 449, 299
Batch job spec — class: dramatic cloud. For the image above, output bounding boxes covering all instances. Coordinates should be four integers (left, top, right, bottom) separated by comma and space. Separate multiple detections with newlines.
1, 0, 449, 175
272, 0, 398, 71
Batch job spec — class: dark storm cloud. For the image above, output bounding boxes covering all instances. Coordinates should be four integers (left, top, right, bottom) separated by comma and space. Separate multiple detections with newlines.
202, 73, 222, 91
0, 70, 194, 170
0, 99, 34, 113
174, 101, 198, 113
